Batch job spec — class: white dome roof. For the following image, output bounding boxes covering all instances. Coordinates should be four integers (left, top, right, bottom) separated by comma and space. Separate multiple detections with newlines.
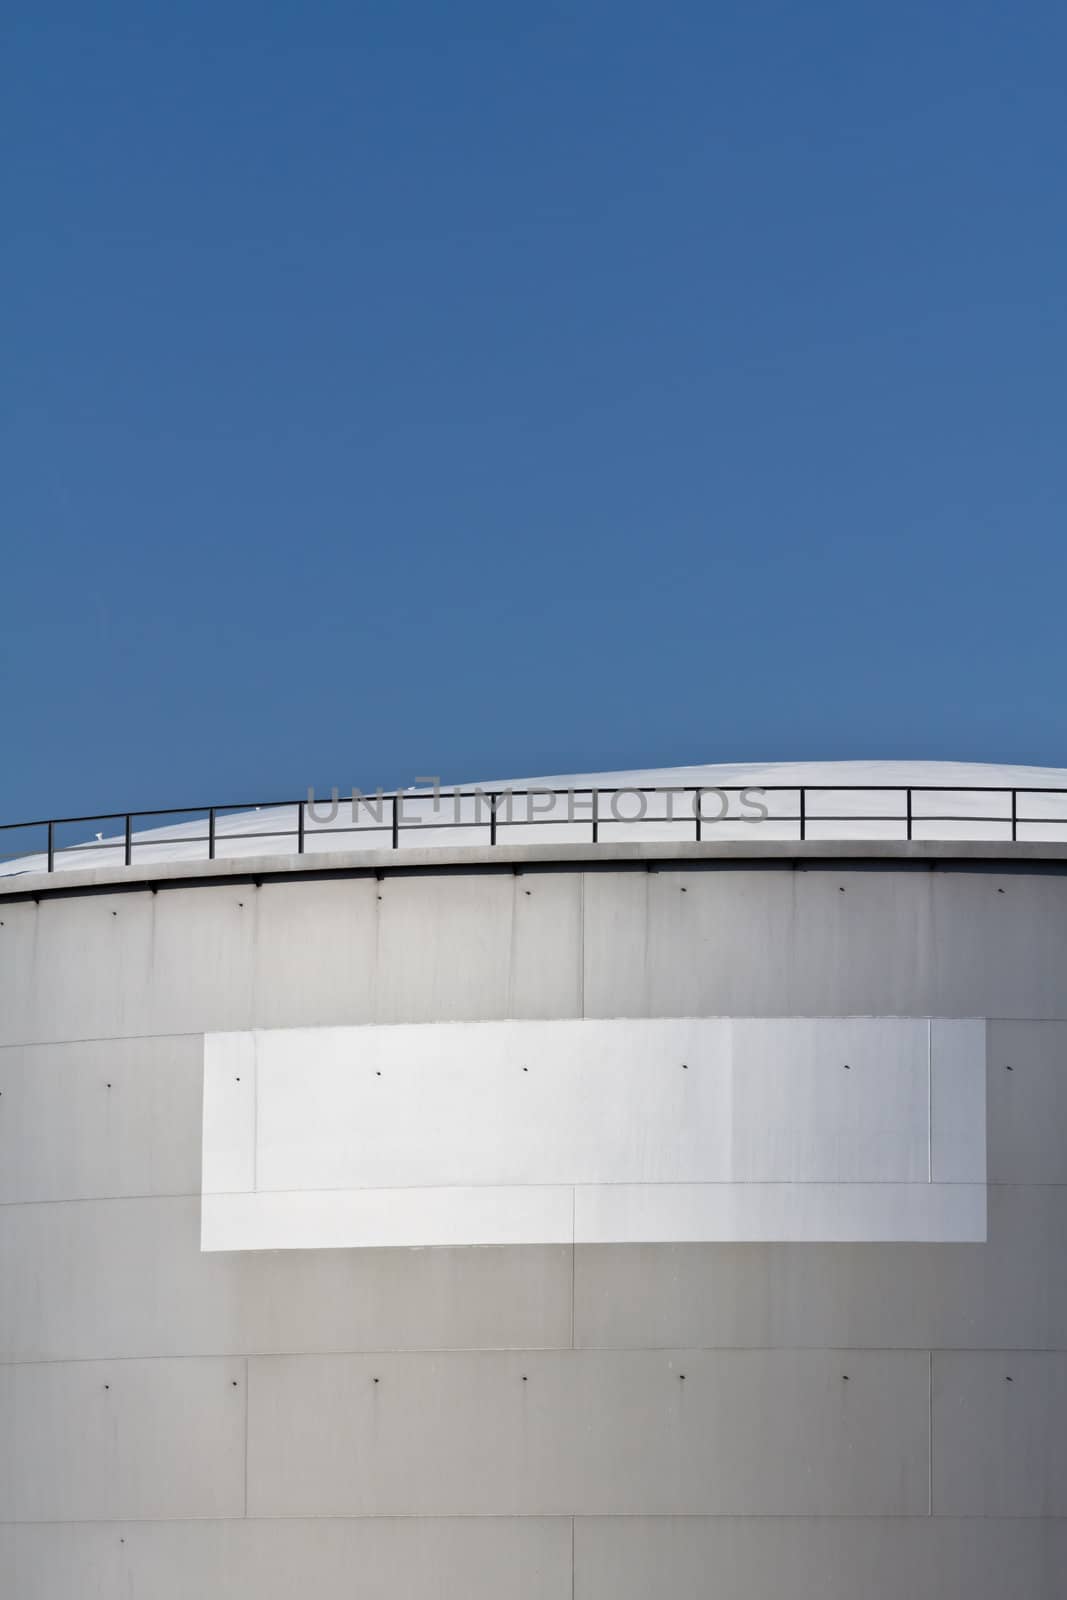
4, 760, 1067, 878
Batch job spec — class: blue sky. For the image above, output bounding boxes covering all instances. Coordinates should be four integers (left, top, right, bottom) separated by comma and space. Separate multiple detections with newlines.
3, 1, 1066, 820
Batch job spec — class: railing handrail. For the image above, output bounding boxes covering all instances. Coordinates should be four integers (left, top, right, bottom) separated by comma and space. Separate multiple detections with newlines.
3, 782, 1067, 871
6, 781, 1067, 835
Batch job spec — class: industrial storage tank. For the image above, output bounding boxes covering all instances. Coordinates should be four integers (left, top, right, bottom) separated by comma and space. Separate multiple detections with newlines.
2, 759, 1066, 1598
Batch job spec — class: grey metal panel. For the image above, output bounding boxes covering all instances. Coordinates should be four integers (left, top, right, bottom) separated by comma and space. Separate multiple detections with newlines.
573, 1515, 1067, 1600
0, 1035, 202, 1203
374, 871, 514, 1023
642, 868, 798, 1018
143, 886, 259, 1033
2, 1518, 571, 1600
0, 891, 156, 1047
987, 1021, 1067, 1182
931, 869, 1067, 1020
0, 886, 256, 1046
573, 1184, 1067, 1350
580, 869, 649, 1016
256, 869, 579, 1027
787, 868, 936, 1016
8, 866, 1067, 1047
0, 1197, 573, 1361
0, 901, 37, 1037
932, 1351, 1067, 1515
1, 1358, 245, 1522
582, 865, 1067, 1022
246, 1349, 929, 1516
251, 876, 379, 1028
0, 1368, 11, 1521
631, 867, 937, 1019
508, 869, 584, 1018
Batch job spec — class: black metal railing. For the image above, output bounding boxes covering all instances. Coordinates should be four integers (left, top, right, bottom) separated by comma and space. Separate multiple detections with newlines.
2, 784, 1067, 875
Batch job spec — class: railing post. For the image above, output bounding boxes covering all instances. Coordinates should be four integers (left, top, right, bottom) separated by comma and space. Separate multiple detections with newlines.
489, 792, 498, 846
799, 789, 806, 841
296, 801, 305, 854
1011, 789, 1017, 843
208, 808, 216, 861
694, 788, 702, 843
392, 794, 400, 849
47, 820, 55, 873
124, 815, 133, 867
906, 789, 913, 841
591, 789, 599, 843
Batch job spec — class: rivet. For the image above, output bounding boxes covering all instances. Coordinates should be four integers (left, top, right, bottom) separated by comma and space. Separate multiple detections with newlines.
842, 1374, 849, 1381
232, 1380, 238, 1387
373, 1377, 379, 1384
998, 887, 1005, 894
680, 886, 687, 893
235, 1077, 240, 1082
1006, 1374, 1013, 1382
104, 1383, 110, 1390
524, 890, 531, 896
1005, 1064, 1014, 1072
679, 1373, 685, 1380
681, 1063, 688, 1070
522, 1375, 528, 1382
106, 1082, 111, 1089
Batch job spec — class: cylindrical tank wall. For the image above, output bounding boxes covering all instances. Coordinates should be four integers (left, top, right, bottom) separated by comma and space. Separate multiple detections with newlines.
2, 858, 1066, 1598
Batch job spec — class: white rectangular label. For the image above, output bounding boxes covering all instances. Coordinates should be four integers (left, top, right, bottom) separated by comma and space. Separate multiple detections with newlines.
201, 1017, 987, 1249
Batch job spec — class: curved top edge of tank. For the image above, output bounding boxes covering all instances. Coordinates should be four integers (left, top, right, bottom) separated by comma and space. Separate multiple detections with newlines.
4, 836, 1067, 904
4, 759, 1067, 887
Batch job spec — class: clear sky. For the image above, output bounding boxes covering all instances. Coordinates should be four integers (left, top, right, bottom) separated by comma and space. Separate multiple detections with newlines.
3, 1, 1066, 821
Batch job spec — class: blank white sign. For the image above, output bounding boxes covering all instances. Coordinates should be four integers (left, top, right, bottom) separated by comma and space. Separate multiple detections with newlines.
201, 1017, 986, 1250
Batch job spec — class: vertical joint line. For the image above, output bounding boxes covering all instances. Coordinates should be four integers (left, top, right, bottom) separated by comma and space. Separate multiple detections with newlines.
928, 1349, 933, 1516
570, 1188, 576, 1350
252, 1034, 259, 1196
243, 1354, 250, 1518
927, 1018, 933, 1183
571, 1514, 576, 1600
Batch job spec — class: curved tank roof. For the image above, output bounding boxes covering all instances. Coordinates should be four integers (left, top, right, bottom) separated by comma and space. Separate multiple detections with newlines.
4, 759, 1067, 879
